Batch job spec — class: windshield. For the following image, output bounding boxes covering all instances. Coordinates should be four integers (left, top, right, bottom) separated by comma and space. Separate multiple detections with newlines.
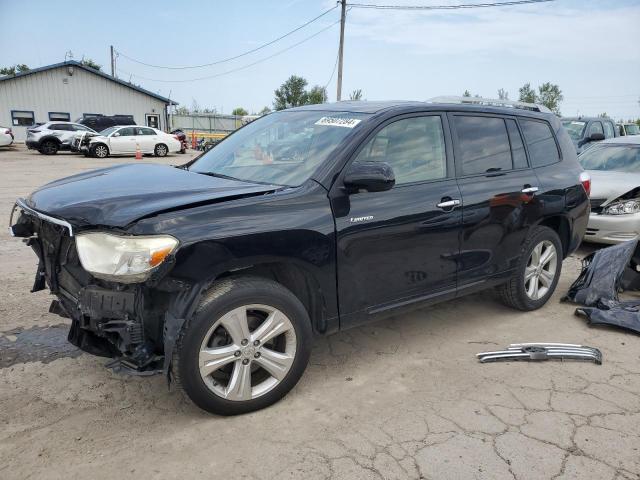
100, 126, 118, 136
561, 120, 586, 141
624, 124, 640, 135
189, 110, 371, 186
579, 145, 640, 173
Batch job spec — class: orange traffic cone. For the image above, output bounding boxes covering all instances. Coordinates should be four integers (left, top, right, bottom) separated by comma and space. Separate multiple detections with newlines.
135, 143, 142, 160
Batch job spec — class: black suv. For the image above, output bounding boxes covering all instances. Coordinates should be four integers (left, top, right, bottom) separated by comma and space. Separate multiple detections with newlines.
10, 100, 589, 415
77, 114, 136, 132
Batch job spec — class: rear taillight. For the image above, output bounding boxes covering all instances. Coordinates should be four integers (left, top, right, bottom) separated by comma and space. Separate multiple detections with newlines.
580, 171, 591, 196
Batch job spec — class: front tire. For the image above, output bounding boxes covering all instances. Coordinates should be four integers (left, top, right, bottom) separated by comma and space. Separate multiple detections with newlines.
90, 143, 109, 158
173, 277, 313, 415
497, 226, 562, 311
154, 143, 168, 157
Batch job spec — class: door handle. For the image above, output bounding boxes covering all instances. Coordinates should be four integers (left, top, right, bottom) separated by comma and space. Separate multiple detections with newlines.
521, 186, 539, 194
437, 199, 461, 209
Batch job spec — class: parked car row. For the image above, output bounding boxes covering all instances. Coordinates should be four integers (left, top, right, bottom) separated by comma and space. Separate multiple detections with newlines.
22, 121, 182, 158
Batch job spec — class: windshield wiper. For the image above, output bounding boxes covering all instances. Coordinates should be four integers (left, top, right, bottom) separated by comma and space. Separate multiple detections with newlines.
196, 171, 243, 181
194, 170, 290, 188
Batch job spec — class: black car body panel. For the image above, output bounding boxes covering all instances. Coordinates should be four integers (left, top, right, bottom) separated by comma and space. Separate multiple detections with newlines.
10, 100, 589, 373
26, 163, 281, 228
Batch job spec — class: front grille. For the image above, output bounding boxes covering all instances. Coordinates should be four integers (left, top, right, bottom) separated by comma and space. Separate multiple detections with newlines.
590, 198, 606, 214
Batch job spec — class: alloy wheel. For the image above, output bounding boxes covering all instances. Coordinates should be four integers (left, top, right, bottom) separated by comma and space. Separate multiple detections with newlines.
94, 145, 108, 158
156, 144, 167, 156
524, 240, 557, 300
198, 304, 297, 401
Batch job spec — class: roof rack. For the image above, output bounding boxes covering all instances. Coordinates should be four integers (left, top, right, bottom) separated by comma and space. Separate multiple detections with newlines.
427, 96, 553, 114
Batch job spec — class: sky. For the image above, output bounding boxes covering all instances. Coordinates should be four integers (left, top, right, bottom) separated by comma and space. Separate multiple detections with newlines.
1, 0, 639, 120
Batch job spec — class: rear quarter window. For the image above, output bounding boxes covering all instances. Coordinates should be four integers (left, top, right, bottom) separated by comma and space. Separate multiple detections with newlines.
519, 119, 560, 167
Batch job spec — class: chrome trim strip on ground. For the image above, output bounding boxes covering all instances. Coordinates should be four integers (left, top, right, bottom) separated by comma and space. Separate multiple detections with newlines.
476, 343, 602, 365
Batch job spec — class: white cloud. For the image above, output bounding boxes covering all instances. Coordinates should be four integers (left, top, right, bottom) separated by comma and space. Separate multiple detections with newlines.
346, 3, 640, 62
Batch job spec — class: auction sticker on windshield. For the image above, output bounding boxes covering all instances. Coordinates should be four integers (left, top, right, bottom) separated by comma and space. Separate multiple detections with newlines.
315, 117, 362, 128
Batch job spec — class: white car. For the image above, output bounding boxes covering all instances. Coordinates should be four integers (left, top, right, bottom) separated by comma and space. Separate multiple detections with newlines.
579, 136, 640, 244
0, 126, 14, 147
82, 126, 181, 158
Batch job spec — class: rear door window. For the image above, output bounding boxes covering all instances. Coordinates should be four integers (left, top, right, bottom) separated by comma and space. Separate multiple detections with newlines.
519, 119, 560, 167
453, 116, 512, 175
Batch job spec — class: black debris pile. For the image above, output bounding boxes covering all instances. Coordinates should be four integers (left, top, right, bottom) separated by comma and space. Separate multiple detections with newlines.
564, 240, 640, 334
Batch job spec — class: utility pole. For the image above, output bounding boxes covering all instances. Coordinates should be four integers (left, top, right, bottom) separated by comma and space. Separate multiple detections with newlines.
110, 45, 116, 78
336, 0, 347, 101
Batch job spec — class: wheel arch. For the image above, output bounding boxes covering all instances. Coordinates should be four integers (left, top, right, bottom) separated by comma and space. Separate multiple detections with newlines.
39, 135, 62, 146
536, 215, 571, 258
213, 260, 334, 335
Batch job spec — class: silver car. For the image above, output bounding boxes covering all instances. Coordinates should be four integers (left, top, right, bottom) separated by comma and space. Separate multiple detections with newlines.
580, 136, 640, 244
25, 121, 96, 155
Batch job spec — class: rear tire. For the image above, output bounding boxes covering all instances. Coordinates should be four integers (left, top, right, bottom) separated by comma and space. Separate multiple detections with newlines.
39, 140, 59, 155
497, 226, 563, 311
173, 277, 312, 415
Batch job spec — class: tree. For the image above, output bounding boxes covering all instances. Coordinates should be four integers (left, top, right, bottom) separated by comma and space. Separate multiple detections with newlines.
497, 88, 509, 100
191, 99, 201, 114
232, 107, 248, 116
308, 85, 327, 105
273, 75, 309, 110
174, 106, 190, 115
537, 82, 563, 115
463, 90, 471, 97
0, 64, 29, 76
518, 83, 537, 104
258, 106, 272, 115
80, 58, 101, 70
598, 112, 608, 118
350, 89, 363, 101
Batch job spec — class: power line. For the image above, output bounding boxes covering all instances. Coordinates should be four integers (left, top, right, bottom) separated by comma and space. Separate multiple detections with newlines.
116, 5, 338, 70
348, 0, 555, 10
117, 20, 341, 83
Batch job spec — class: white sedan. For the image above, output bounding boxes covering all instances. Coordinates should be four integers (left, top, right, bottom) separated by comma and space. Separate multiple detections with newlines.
84, 126, 181, 158
0, 126, 14, 147
579, 136, 640, 244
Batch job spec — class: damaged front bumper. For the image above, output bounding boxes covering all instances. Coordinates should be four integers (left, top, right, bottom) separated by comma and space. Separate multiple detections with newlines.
9, 199, 204, 377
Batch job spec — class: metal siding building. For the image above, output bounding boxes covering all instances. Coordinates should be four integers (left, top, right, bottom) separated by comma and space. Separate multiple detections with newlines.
0, 61, 174, 141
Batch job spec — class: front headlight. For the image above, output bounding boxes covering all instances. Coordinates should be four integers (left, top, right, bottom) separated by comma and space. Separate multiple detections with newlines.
603, 200, 640, 215
75, 233, 178, 283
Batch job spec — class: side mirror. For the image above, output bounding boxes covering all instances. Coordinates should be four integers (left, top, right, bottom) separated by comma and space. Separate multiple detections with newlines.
589, 132, 605, 141
113, 132, 120, 137
344, 161, 395, 193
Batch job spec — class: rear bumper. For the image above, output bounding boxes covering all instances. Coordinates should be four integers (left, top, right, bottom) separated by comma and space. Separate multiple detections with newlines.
584, 212, 640, 244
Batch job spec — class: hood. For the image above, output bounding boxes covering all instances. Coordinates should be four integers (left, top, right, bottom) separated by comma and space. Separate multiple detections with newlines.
26, 164, 279, 228
588, 169, 640, 204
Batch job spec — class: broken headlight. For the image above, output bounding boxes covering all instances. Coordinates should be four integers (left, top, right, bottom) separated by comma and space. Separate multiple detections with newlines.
75, 233, 178, 283
603, 199, 640, 215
